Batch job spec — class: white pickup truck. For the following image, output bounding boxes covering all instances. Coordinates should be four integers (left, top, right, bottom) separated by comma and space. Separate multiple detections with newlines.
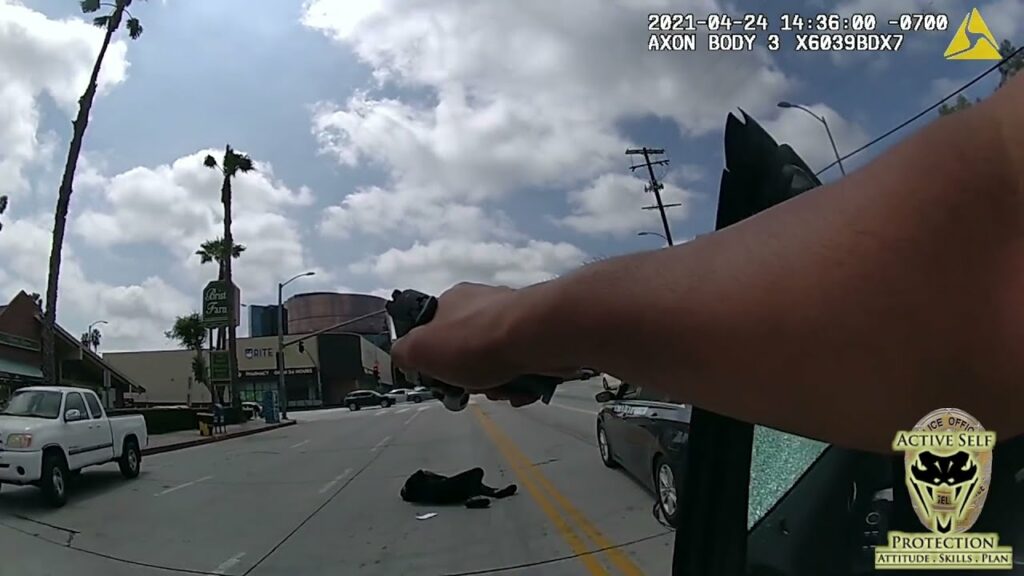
0, 386, 148, 507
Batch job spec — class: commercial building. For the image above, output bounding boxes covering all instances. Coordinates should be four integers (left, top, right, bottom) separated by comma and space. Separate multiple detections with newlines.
248, 304, 286, 338
0, 291, 143, 408
105, 331, 394, 409
284, 292, 390, 349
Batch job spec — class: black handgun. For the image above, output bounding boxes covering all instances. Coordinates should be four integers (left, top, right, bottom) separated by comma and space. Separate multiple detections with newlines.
385, 289, 567, 411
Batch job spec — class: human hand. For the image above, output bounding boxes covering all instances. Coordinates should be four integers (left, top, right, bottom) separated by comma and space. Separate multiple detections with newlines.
390, 282, 575, 407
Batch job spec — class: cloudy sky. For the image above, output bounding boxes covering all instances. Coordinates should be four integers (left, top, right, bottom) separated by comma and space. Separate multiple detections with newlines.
0, 0, 1017, 352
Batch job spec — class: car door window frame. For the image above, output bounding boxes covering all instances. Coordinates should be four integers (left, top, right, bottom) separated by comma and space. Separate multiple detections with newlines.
84, 391, 104, 419
64, 392, 88, 421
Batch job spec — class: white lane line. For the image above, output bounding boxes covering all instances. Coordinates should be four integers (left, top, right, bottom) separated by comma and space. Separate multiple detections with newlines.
213, 552, 246, 575
396, 407, 411, 414
550, 403, 598, 416
318, 468, 352, 494
375, 409, 388, 416
371, 436, 391, 452
155, 475, 213, 497
404, 410, 420, 425
417, 405, 431, 411
290, 439, 310, 449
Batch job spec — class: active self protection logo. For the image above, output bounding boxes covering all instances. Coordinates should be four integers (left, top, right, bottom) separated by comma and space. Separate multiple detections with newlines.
875, 408, 1013, 570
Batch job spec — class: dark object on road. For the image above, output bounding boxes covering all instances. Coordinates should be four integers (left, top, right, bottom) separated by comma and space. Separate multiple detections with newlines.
595, 382, 690, 527
400, 468, 517, 508
343, 389, 394, 411
386, 289, 564, 411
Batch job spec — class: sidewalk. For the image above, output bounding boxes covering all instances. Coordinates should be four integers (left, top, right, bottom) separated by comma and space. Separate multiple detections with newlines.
143, 419, 296, 455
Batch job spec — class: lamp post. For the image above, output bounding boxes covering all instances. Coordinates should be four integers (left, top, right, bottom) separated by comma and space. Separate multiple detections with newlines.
777, 101, 846, 176
277, 271, 315, 419
637, 231, 668, 244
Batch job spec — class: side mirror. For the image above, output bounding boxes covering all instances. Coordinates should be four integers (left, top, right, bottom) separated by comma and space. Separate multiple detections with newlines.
595, 391, 615, 403
64, 408, 82, 422
602, 378, 611, 391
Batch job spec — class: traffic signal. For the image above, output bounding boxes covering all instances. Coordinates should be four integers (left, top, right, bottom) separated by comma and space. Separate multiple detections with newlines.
372, 365, 380, 382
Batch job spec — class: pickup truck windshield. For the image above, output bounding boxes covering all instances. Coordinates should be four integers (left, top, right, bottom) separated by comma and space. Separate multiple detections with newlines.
2, 390, 63, 419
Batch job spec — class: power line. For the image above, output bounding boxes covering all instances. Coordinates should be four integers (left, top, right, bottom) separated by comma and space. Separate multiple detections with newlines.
815, 44, 1024, 176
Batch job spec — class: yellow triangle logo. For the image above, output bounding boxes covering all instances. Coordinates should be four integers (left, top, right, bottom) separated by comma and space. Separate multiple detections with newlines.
944, 8, 1001, 60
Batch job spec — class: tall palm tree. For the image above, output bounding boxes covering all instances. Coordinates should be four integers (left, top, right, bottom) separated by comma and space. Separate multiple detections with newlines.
196, 237, 246, 350
204, 146, 253, 409
165, 313, 213, 399
41, 0, 145, 386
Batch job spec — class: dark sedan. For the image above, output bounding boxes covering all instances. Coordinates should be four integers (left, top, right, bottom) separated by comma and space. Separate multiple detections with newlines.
595, 381, 691, 526
344, 390, 394, 411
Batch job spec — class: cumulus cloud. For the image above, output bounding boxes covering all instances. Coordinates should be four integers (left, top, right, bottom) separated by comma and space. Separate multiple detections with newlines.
0, 216, 191, 352
302, 0, 817, 284
0, 1, 129, 196
350, 239, 588, 296
557, 173, 694, 237
72, 150, 326, 301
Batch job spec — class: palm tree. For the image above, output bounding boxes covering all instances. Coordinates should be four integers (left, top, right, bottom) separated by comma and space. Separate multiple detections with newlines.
41, 0, 145, 386
80, 327, 102, 352
196, 237, 246, 350
0, 195, 8, 233
165, 313, 213, 399
204, 146, 253, 409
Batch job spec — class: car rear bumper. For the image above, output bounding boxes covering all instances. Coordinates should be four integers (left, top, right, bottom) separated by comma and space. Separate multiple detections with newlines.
0, 450, 42, 484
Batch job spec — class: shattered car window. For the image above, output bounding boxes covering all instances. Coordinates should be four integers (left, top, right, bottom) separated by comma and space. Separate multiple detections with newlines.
748, 426, 828, 528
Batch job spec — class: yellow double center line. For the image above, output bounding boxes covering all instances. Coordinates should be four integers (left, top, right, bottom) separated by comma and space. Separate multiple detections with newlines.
472, 406, 645, 576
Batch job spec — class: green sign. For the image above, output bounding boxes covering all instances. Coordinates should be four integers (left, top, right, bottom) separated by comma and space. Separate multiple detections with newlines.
209, 351, 231, 382
202, 281, 240, 328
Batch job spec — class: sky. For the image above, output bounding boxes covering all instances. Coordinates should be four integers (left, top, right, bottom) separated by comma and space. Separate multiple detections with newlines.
0, 0, 1018, 352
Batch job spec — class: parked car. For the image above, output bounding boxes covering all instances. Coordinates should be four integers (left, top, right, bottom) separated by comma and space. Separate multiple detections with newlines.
241, 401, 263, 419
0, 386, 149, 507
386, 387, 434, 404
344, 389, 394, 411
595, 381, 691, 526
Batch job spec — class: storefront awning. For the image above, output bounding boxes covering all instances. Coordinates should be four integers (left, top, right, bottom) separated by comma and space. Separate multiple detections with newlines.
0, 357, 43, 380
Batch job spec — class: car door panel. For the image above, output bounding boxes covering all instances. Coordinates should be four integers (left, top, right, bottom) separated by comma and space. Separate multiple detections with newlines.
63, 392, 97, 470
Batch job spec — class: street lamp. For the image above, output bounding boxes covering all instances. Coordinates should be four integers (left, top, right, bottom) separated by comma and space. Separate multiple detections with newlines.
638, 231, 668, 243
277, 271, 315, 420
777, 101, 846, 176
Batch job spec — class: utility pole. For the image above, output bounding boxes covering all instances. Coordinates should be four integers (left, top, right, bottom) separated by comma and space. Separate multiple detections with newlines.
626, 147, 680, 246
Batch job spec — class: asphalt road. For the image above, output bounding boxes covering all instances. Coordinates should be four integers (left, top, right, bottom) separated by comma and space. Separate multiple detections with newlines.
0, 381, 675, 575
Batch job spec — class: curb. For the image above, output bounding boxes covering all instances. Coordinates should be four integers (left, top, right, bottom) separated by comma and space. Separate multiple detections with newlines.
142, 420, 297, 456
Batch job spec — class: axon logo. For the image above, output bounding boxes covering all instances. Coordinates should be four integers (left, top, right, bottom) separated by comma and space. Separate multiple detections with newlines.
244, 347, 274, 359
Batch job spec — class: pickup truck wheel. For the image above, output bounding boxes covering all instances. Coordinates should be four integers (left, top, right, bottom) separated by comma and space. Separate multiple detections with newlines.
412, 396, 422, 403
41, 452, 69, 507
119, 439, 141, 479
380, 399, 390, 408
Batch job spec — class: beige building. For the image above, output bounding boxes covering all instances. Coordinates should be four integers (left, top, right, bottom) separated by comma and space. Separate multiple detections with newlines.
105, 332, 394, 409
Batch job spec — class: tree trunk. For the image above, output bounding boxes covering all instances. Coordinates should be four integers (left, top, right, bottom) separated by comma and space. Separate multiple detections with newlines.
221, 163, 241, 409
41, 4, 123, 385
217, 260, 226, 350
